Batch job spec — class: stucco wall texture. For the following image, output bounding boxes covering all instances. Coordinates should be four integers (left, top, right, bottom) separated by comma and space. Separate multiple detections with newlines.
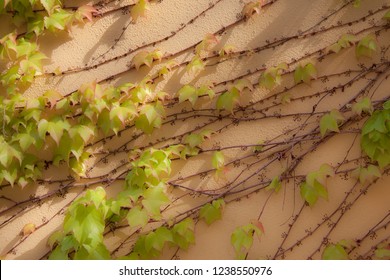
1, 0, 390, 259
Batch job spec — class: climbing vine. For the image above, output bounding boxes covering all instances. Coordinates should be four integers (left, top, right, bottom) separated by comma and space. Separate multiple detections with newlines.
0, 0, 389, 260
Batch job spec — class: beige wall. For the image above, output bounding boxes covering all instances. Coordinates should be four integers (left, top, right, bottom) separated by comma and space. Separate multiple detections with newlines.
0, 0, 389, 259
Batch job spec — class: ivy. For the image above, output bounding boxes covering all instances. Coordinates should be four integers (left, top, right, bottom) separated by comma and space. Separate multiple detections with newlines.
131, 0, 150, 22
259, 63, 288, 90
327, 34, 356, 54
352, 97, 373, 116
294, 62, 317, 84
231, 221, 264, 259
319, 109, 344, 137
356, 35, 377, 59
361, 101, 390, 168
300, 164, 334, 207
375, 243, 390, 259
199, 198, 225, 225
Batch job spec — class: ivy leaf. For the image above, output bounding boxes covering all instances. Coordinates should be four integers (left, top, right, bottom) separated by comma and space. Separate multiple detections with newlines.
383, 10, 390, 21
186, 55, 205, 76
327, 34, 356, 53
231, 223, 262, 259
320, 109, 344, 137
158, 60, 178, 77
145, 227, 173, 252
40, 0, 59, 15
281, 92, 292, 105
195, 33, 219, 55
172, 218, 195, 250
356, 35, 377, 59
212, 151, 224, 170
322, 244, 349, 260
131, 0, 150, 22
242, 1, 262, 20
22, 223, 36, 236
265, 176, 282, 193
353, 0, 361, 8
132, 51, 153, 70
352, 164, 381, 185
127, 206, 149, 228
184, 131, 212, 148
300, 164, 333, 207
197, 84, 215, 100
48, 246, 69, 260
233, 78, 253, 93
64, 204, 105, 247
75, 5, 98, 22
216, 87, 240, 112
219, 44, 236, 57
178, 85, 197, 106
199, 199, 225, 225
110, 102, 137, 125
375, 243, 390, 259
259, 63, 288, 90
352, 97, 373, 116
294, 62, 317, 84
44, 9, 73, 32
142, 183, 170, 218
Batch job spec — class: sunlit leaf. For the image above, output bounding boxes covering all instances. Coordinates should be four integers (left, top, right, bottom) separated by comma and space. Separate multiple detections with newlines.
22, 223, 36, 236
131, 0, 150, 22
178, 85, 197, 106
142, 183, 170, 218
322, 244, 349, 260
127, 206, 149, 228
242, 1, 262, 20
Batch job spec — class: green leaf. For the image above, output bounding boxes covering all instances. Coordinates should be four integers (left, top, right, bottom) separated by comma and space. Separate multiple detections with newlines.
231, 223, 262, 259
383, 10, 390, 21
40, 0, 59, 14
63, 204, 105, 247
294, 62, 317, 84
216, 87, 240, 112
212, 151, 224, 170
352, 164, 381, 185
199, 199, 225, 225
44, 9, 73, 32
322, 244, 349, 260
361, 106, 390, 168
145, 227, 173, 252
265, 176, 282, 193
48, 246, 69, 260
172, 218, 195, 250
353, 0, 361, 8
233, 79, 253, 92
320, 109, 344, 137
142, 183, 170, 218
375, 243, 390, 259
352, 97, 373, 116
127, 206, 149, 228
186, 55, 204, 76
356, 35, 377, 59
300, 182, 319, 207
178, 85, 197, 106
327, 34, 356, 53
259, 63, 287, 90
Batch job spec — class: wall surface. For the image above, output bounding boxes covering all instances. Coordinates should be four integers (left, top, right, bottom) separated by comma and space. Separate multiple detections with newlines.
1, 0, 390, 259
